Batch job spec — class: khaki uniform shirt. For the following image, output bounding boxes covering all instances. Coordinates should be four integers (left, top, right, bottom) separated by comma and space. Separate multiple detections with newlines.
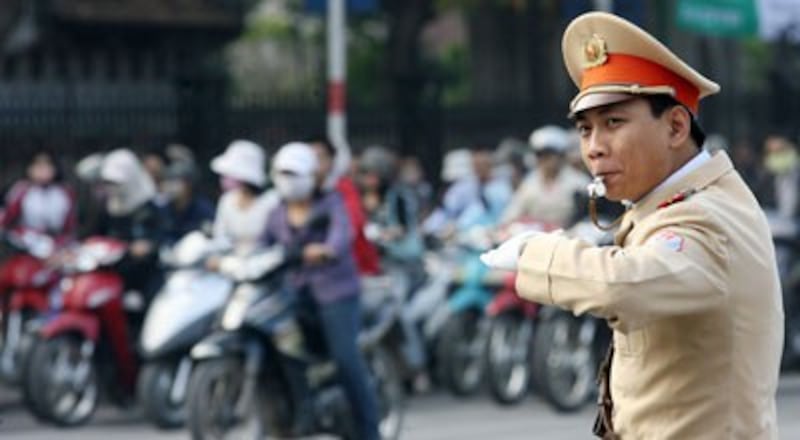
517, 152, 783, 439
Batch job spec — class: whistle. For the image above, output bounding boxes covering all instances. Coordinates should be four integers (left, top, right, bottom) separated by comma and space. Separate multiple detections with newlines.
587, 176, 607, 199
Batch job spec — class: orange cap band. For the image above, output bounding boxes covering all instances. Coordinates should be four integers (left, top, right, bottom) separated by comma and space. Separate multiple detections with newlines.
581, 53, 701, 113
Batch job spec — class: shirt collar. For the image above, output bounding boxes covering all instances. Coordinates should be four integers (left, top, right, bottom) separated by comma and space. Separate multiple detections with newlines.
637, 149, 711, 204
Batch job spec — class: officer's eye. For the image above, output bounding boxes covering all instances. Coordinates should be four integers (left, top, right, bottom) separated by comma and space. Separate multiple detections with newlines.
576, 124, 592, 137
606, 117, 624, 128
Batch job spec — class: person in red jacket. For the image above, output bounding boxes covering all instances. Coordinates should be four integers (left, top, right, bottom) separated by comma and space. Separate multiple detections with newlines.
309, 137, 381, 275
1, 151, 77, 245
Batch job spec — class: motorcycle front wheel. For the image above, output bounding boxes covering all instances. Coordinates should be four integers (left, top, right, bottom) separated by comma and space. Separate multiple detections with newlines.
138, 358, 191, 429
186, 357, 263, 440
485, 314, 533, 406
531, 312, 596, 413
368, 346, 405, 440
436, 309, 487, 397
25, 333, 99, 426
0, 308, 38, 385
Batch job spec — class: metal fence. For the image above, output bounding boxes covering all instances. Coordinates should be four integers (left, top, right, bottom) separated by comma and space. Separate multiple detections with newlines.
0, 78, 792, 194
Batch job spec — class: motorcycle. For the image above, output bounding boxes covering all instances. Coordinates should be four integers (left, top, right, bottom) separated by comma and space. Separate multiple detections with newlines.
22, 236, 135, 426
484, 274, 538, 405
137, 231, 233, 429
361, 268, 428, 393
0, 227, 62, 385
434, 226, 501, 397
530, 219, 612, 413
482, 220, 557, 406
186, 241, 405, 439
363, 222, 436, 392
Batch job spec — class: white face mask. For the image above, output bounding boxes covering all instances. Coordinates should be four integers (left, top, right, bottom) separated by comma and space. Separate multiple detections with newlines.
272, 173, 315, 201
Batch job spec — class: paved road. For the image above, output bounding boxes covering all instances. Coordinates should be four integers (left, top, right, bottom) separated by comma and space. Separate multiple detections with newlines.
1, 374, 799, 439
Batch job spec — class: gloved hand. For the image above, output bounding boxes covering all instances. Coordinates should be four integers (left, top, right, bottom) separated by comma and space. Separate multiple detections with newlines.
480, 230, 542, 271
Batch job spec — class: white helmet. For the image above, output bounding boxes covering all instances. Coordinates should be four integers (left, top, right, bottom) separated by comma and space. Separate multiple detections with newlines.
100, 149, 156, 215
441, 149, 474, 183
271, 142, 319, 201
529, 125, 570, 154
211, 140, 267, 187
271, 142, 319, 176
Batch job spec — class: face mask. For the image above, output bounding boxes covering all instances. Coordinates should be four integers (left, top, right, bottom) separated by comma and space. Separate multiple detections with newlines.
765, 149, 798, 175
220, 176, 243, 193
273, 173, 315, 201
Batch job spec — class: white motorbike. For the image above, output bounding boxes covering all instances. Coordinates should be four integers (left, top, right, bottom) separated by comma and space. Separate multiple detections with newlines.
137, 231, 233, 429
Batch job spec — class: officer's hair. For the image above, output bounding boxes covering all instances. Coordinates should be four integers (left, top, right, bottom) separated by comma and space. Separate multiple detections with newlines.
644, 95, 706, 149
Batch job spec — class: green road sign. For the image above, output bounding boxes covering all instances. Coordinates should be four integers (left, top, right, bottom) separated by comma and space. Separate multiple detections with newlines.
676, 0, 758, 37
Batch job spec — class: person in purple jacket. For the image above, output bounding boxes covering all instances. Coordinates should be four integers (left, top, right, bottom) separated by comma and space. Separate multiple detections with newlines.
263, 142, 380, 440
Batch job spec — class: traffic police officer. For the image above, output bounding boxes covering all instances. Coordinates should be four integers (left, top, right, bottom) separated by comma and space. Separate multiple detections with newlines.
482, 12, 783, 439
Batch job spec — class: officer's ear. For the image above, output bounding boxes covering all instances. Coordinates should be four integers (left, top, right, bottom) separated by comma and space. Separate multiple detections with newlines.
666, 105, 692, 150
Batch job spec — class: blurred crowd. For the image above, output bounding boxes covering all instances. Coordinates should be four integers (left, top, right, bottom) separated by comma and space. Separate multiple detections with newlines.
2, 128, 800, 436
4, 129, 800, 281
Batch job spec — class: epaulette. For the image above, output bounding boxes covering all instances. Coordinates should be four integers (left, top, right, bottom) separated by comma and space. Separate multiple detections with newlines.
657, 188, 697, 210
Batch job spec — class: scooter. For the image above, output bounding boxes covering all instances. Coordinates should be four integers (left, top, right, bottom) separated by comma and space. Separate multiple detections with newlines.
529, 219, 612, 413
187, 240, 405, 439
434, 225, 501, 397
482, 219, 558, 406
0, 227, 61, 385
22, 236, 134, 426
137, 231, 233, 429
484, 273, 538, 405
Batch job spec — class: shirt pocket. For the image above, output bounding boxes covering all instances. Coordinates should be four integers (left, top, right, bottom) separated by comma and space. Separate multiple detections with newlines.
615, 328, 648, 357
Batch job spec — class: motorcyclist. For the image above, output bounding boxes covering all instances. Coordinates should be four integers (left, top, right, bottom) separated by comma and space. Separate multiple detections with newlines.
500, 125, 590, 228
494, 138, 531, 192
423, 146, 512, 237
756, 134, 800, 220
95, 149, 166, 305
263, 141, 380, 440
160, 160, 215, 244
356, 145, 430, 390
205, 140, 279, 267
358, 146, 425, 270
308, 136, 381, 275
1, 151, 77, 245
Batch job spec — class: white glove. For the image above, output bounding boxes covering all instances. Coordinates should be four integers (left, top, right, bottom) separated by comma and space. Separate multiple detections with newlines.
480, 231, 541, 271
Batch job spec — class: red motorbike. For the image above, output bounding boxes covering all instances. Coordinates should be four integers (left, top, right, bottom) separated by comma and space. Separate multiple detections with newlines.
482, 219, 557, 405
483, 273, 539, 405
22, 236, 136, 426
0, 227, 61, 385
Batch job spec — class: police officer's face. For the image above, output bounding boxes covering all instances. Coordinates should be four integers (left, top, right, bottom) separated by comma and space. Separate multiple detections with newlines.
574, 98, 675, 202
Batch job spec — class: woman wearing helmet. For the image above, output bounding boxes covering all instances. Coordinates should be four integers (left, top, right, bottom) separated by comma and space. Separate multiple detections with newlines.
263, 142, 380, 440
207, 140, 280, 264
500, 125, 590, 227
357, 145, 425, 264
95, 148, 166, 302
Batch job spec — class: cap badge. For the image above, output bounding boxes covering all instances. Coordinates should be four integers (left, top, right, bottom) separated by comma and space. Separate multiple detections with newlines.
583, 34, 608, 69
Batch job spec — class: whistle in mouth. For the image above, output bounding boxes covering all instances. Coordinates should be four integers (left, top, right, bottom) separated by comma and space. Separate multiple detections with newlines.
587, 176, 607, 199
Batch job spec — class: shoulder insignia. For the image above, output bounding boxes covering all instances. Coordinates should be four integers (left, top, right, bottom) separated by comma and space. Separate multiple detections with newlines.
648, 230, 685, 252
657, 188, 697, 210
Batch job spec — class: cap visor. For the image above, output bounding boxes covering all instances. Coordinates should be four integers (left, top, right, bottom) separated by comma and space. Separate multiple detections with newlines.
570, 93, 635, 116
